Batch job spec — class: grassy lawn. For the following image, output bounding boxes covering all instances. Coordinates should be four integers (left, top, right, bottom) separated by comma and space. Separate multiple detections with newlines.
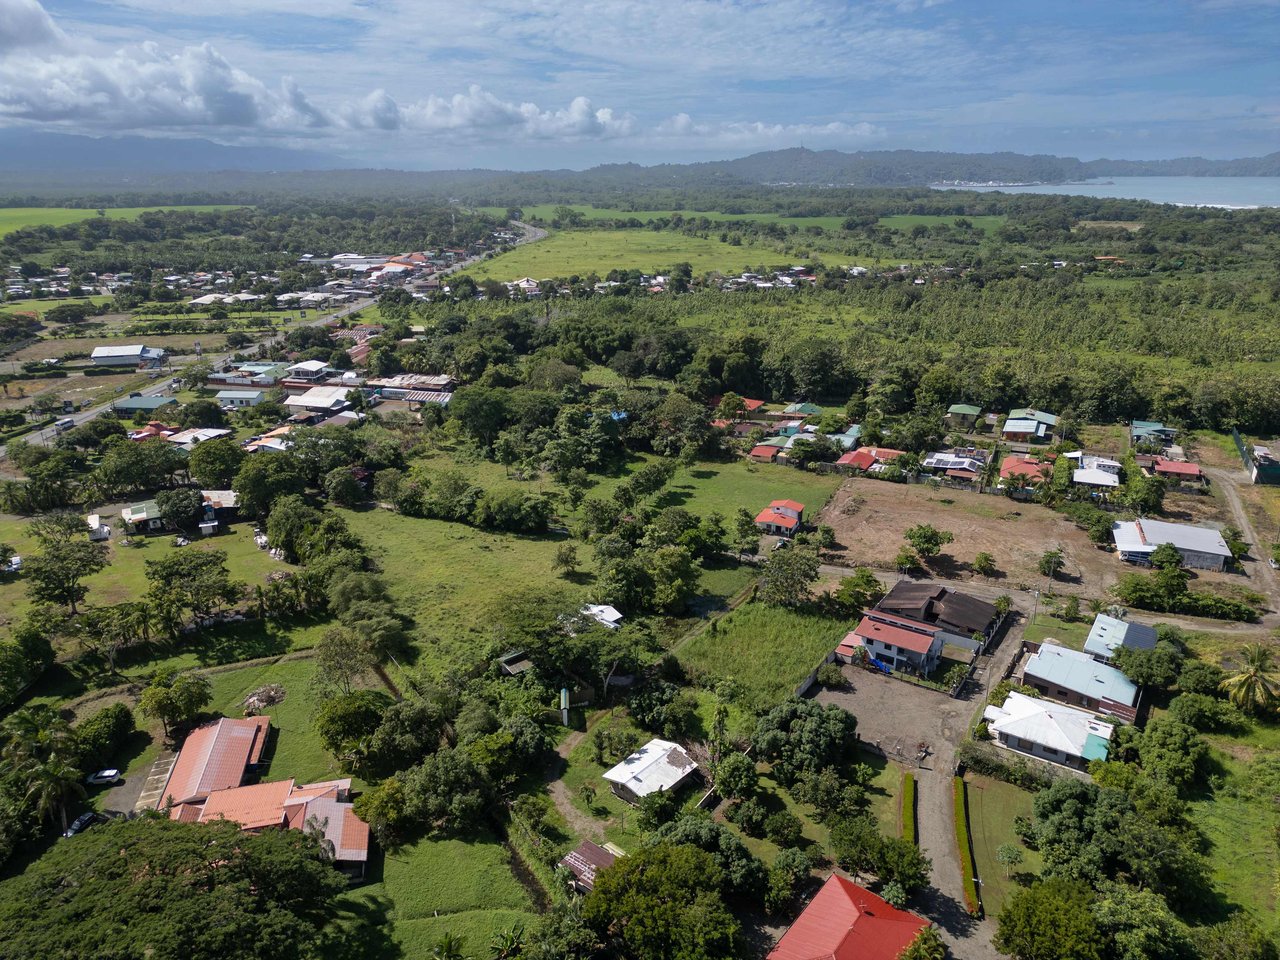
964, 773, 1043, 915
0, 517, 295, 619
334, 506, 588, 677
460, 229, 803, 280
339, 832, 535, 959
480, 204, 854, 231
559, 711, 654, 850
1021, 612, 1091, 650
0, 206, 243, 237
678, 602, 847, 709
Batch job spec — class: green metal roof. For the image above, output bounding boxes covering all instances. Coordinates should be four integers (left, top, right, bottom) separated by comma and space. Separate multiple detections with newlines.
948, 403, 982, 416
1082, 733, 1111, 762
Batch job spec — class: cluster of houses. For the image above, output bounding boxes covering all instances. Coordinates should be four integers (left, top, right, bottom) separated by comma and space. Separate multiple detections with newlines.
152, 715, 369, 877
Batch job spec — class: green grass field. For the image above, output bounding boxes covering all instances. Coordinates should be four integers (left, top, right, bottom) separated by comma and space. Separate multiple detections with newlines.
1021, 613, 1091, 650
964, 773, 1043, 914
0, 206, 243, 237
460, 229, 805, 280
558, 711, 654, 850
678, 602, 848, 709
339, 832, 535, 959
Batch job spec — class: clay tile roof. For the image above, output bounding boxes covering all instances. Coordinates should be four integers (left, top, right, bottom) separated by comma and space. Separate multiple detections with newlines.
756, 508, 800, 529
769, 875, 929, 960
770, 499, 805, 513
196, 779, 294, 830
158, 716, 271, 808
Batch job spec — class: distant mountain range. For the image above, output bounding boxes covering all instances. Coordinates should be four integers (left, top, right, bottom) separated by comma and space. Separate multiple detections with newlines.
1, 132, 1278, 197
0, 130, 334, 173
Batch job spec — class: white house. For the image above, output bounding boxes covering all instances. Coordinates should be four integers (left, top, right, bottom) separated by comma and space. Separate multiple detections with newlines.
215, 389, 264, 408
165, 428, 233, 451
755, 499, 804, 537
91, 345, 167, 368
1111, 518, 1232, 571
285, 360, 333, 381
283, 385, 353, 414
984, 692, 1114, 770
1083, 614, 1158, 663
1068, 452, 1122, 491
602, 738, 698, 805
581, 605, 624, 629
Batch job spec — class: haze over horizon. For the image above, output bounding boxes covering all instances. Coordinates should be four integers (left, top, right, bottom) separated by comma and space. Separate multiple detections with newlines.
1, 0, 1277, 170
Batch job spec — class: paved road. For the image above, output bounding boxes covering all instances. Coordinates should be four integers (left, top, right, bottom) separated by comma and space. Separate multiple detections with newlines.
2, 296, 373, 455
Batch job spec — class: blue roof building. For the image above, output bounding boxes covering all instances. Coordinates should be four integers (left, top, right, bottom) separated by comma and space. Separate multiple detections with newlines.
1022, 642, 1139, 718
1083, 614, 1158, 663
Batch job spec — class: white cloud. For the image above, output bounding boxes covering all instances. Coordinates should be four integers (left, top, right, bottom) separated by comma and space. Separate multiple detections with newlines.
0, 0, 64, 53
656, 112, 885, 145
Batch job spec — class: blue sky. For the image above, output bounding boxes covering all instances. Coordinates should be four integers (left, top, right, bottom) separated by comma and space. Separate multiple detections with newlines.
1, 0, 1276, 168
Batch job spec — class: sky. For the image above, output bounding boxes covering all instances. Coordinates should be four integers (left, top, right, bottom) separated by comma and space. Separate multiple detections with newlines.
1, 0, 1277, 169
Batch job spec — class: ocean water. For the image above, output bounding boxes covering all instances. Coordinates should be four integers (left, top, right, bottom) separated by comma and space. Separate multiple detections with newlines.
930, 176, 1280, 209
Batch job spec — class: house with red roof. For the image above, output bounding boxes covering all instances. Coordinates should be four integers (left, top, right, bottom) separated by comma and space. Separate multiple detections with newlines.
844, 611, 945, 674
1152, 457, 1203, 484
999, 454, 1052, 489
768, 874, 930, 960
157, 716, 271, 808
756, 499, 805, 537
172, 777, 371, 877
750, 444, 781, 464
836, 447, 905, 474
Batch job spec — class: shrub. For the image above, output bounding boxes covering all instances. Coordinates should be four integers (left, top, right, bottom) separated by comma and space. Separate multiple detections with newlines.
728, 797, 769, 837
956, 740, 1057, 792
816, 662, 845, 689
764, 810, 803, 847
74, 703, 136, 771
953, 777, 982, 917
901, 772, 917, 845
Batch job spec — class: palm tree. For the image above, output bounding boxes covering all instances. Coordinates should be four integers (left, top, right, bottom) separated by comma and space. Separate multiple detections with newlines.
25, 756, 86, 834
430, 933, 471, 960
489, 925, 524, 960
1221, 643, 1280, 714
3, 705, 75, 766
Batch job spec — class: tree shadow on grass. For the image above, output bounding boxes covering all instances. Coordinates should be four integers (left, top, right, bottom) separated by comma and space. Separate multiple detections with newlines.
320, 888, 402, 960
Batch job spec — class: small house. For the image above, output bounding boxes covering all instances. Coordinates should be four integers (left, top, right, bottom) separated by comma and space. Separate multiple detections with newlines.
602, 738, 698, 805
781, 402, 822, 417
945, 403, 983, 430
847, 612, 944, 675
1083, 614, 1157, 663
558, 840, 619, 893
284, 386, 353, 414
999, 454, 1051, 489
112, 396, 179, 415
768, 874, 929, 960
755, 499, 804, 537
86, 514, 110, 541
1001, 408, 1058, 444
581, 604, 624, 630
215, 389, 264, 408
285, 360, 333, 381
1131, 420, 1177, 446
121, 500, 165, 533
983, 691, 1114, 770
1152, 458, 1203, 484
836, 446, 905, 474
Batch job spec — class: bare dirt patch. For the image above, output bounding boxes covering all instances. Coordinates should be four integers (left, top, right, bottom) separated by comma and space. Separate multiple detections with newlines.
821, 478, 1116, 595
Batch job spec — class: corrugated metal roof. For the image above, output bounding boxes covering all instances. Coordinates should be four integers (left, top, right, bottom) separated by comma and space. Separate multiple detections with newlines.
768, 875, 928, 960
1024, 643, 1137, 707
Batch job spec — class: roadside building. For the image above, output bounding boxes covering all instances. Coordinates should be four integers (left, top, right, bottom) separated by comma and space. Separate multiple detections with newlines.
214, 389, 264, 408
112, 395, 178, 415
755, 499, 804, 537
91, 344, 167, 368
1111, 518, 1232, 571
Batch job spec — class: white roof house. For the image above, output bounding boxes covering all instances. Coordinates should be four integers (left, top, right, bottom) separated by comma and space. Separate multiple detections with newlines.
1083, 614, 1158, 662
983, 692, 1114, 769
90, 344, 167, 365
582, 604, 624, 629
166, 428, 232, 450
286, 360, 332, 378
602, 738, 698, 803
1073, 467, 1120, 489
1112, 518, 1232, 571
283, 385, 353, 412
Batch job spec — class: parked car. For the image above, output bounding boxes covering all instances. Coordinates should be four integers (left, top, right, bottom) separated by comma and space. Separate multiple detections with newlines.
62, 812, 99, 838
2, 555, 21, 574
85, 769, 121, 786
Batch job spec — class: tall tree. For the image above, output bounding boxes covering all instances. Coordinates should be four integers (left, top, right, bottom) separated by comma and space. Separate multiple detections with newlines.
1220, 643, 1280, 714
25, 540, 108, 613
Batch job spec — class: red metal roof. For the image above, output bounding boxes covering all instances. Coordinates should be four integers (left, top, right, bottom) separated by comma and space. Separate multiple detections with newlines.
839, 448, 905, 472
750, 445, 780, 460
194, 779, 294, 830
769, 875, 929, 960
770, 499, 805, 513
853, 614, 937, 655
756, 508, 800, 530
742, 398, 766, 411
999, 455, 1049, 482
1154, 458, 1201, 477
159, 716, 270, 807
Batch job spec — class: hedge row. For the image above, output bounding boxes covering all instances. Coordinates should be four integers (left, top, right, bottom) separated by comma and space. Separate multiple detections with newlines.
953, 777, 983, 918
956, 739, 1058, 793
901, 772, 917, 845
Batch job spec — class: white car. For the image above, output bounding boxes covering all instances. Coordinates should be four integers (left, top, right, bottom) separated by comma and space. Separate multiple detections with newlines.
2, 556, 20, 574
85, 769, 121, 786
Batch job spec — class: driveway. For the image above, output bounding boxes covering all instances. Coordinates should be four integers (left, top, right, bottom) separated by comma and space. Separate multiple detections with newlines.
814, 610, 1024, 960
129, 752, 177, 814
